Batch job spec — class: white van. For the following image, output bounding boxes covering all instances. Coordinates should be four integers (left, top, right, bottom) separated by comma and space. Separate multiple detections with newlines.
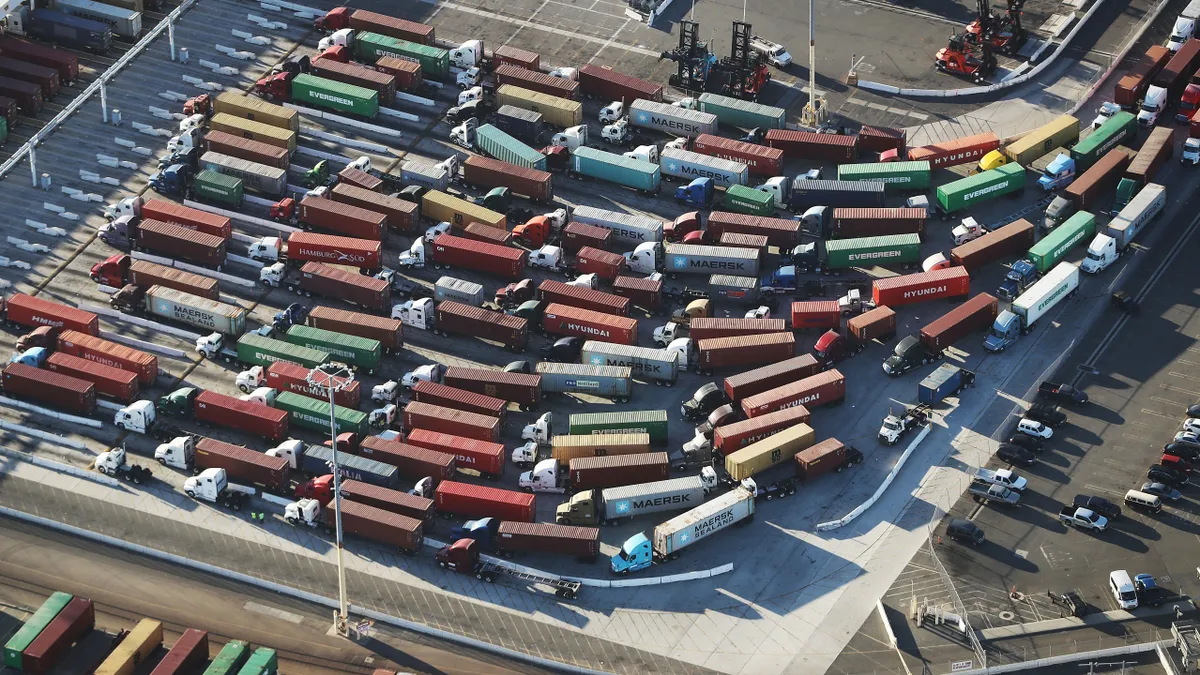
1109, 570, 1138, 609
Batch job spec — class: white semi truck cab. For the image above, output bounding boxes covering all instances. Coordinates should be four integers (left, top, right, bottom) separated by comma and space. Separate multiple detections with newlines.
401, 362, 444, 390
551, 125, 588, 150
397, 237, 427, 269
391, 297, 435, 330
114, 400, 158, 434
265, 439, 306, 469
183, 468, 253, 509
155, 435, 195, 469
521, 412, 552, 446
599, 100, 623, 123
1081, 234, 1119, 273
519, 458, 569, 493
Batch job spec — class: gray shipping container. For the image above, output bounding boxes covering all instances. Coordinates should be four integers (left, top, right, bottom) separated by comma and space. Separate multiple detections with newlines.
665, 244, 759, 277
570, 205, 663, 248
434, 276, 486, 306
199, 151, 287, 198
580, 340, 679, 384
629, 99, 718, 138
660, 148, 749, 189
536, 362, 633, 399
401, 159, 450, 192
709, 274, 760, 302
494, 105, 544, 143
600, 475, 711, 521
53, 0, 140, 38
144, 286, 247, 335
786, 179, 885, 212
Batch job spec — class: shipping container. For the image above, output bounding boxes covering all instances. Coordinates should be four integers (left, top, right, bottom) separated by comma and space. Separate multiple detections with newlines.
697, 92, 786, 129
1003, 114, 1080, 165
662, 243, 759, 277
275, 391, 367, 436
577, 64, 663, 103
237, 648, 279, 675
496, 521, 600, 559
689, 317, 787, 341
298, 195, 386, 240
1071, 111, 1136, 169
570, 409, 668, 445
352, 32, 449, 80
723, 354, 821, 402
563, 222, 613, 254
351, 435, 453, 483
836, 161, 931, 190
3, 362, 94, 413
413, 380, 507, 418
790, 300, 840, 331
46, 352, 138, 402
341, 8, 434, 44
578, 341, 677, 384
568, 452, 669, 491
858, 125, 906, 154
304, 444, 403, 489
785, 179, 886, 212
659, 147, 749, 188
20, 596, 94, 674
463, 152, 551, 199
435, 480, 535, 521
297, 262, 390, 311
713, 405, 811, 455
93, 619, 162, 675
199, 151, 287, 198
824, 234, 922, 270
403, 400, 500, 442
404, 428, 504, 478
4, 592, 71, 669
213, 91, 299, 132
285, 324, 381, 372
830, 207, 926, 239
494, 44, 539, 70
0, 96, 17, 129
741, 368, 846, 417
794, 438, 855, 481
328, 500, 423, 553
330, 183, 416, 233
949, 218, 1035, 271
463, 222, 512, 247
209, 113, 297, 155
202, 641, 250, 675
1027, 210, 1095, 272
141, 199, 232, 241
935, 163, 1025, 213
340, 479, 435, 522
194, 170, 244, 207
433, 300, 528, 351
134, 218, 227, 268
561, 475, 707, 526
705, 211, 801, 248
401, 159, 450, 192
289, 73, 379, 118
1061, 145, 1135, 211
57, 330, 157, 384
495, 63, 577, 99
1124, 126, 1173, 185
570, 146, 661, 194
143, 286, 246, 335
536, 362, 633, 398
1153, 38, 1200, 98
611, 274, 661, 312
648, 483, 754, 561
422, 191, 506, 231
920, 293, 999, 350
474, 123, 547, 173
235, 332, 330, 369
265, 359, 360, 408
204, 130, 289, 169
2, 293, 98, 335
569, 205, 663, 247
147, 628, 208, 675
0, 56, 60, 99
0, 36, 79, 85
312, 55, 396, 103
0, 75, 42, 114
696, 332, 795, 372
629, 99, 717, 137
693, 133, 783, 176
1115, 45, 1171, 107
872, 267, 970, 307
307, 305, 402, 353
434, 276, 486, 306
765, 129, 856, 161
575, 246, 627, 281
25, 9, 112, 57
541, 302, 638, 344
337, 165, 382, 191
725, 422, 815, 480
722, 184, 776, 216
493, 105, 544, 144
846, 305, 897, 342
495, 84, 582, 127
539, 279, 629, 315
442, 366, 539, 408
1103, 182, 1165, 250
195, 389, 289, 441
286, 231, 382, 270
907, 132, 1000, 168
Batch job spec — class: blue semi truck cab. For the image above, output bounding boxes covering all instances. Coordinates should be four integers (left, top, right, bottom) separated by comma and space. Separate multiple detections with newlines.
997, 259, 1037, 300
760, 265, 799, 295
149, 163, 190, 196
674, 177, 714, 208
450, 517, 500, 550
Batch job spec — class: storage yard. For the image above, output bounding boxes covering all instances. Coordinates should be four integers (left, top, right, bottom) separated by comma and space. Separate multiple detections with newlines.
0, 0, 1196, 673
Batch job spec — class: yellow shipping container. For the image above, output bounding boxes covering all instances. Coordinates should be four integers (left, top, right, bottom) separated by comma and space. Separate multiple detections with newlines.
421, 190, 507, 231
496, 84, 583, 128
1003, 114, 1079, 166
725, 423, 815, 480
209, 113, 297, 155
551, 433, 652, 462
94, 619, 164, 675
213, 91, 300, 132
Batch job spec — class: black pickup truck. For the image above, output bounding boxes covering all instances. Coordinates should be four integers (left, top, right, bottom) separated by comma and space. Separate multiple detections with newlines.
1038, 381, 1089, 405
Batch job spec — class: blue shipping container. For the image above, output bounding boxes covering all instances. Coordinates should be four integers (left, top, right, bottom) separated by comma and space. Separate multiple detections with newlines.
918, 364, 974, 404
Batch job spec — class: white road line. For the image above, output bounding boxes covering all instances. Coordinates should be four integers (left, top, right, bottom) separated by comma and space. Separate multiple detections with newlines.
243, 601, 304, 624
504, 0, 551, 46
1172, 371, 1200, 382
587, 18, 632, 64
1141, 408, 1179, 420
1164, 383, 1200, 397
432, 1, 660, 57
1153, 396, 1188, 407
839, 96, 930, 121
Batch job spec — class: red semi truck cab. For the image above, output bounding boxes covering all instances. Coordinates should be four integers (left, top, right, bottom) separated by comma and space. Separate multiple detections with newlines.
90, 254, 130, 287
295, 473, 335, 503
254, 72, 293, 101
314, 6, 352, 31
435, 538, 483, 574
1179, 83, 1200, 123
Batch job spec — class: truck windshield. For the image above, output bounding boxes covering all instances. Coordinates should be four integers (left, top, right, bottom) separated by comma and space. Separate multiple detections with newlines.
1141, 102, 1158, 113
1086, 252, 1103, 261
883, 419, 899, 431
1182, 100, 1196, 110
988, 325, 1007, 339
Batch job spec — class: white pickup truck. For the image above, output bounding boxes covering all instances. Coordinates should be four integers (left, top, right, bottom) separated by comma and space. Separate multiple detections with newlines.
973, 467, 1028, 491
1058, 507, 1108, 531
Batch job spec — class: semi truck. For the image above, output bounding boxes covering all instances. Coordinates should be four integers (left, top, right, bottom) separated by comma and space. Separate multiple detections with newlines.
569, 205, 663, 247
98, 217, 227, 268
624, 242, 759, 277
935, 163, 1025, 214
261, 261, 390, 311
984, 262, 1080, 352
569, 146, 661, 195
109, 285, 246, 335
535, 362, 633, 400
554, 472, 716, 526
579, 340, 678, 385
1081, 183, 1165, 273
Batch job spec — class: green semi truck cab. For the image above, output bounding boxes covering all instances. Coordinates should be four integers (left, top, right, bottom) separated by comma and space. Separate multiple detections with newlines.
157, 386, 198, 418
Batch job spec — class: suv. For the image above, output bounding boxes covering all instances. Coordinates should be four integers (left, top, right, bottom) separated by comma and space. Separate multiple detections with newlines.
1134, 574, 1170, 608
1006, 434, 1043, 454
1147, 464, 1189, 488
997, 443, 1036, 467
1048, 590, 1088, 617
1025, 403, 1067, 428
1016, 418, 1053, 439
1073, 494, 1121, 520
946, 518, 984, 544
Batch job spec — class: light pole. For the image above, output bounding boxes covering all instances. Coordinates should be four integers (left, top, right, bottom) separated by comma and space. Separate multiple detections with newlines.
307, 362, 355, 637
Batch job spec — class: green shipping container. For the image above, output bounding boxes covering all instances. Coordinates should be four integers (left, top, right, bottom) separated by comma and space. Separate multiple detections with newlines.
569, 409, 668, 446
275, 391, 369, 435
935, 163, 1025, 213
837, 161, 931, 190
723, 184, 775, 216
236, 648, 279, 675
195, 169, 244, 206
285, 324, 381, 372
203, 640, 250, 675
476, 124, 546, 170
290, 74, 378, 118
0, 116, 7, 145
353, 32, 449, 80
825, 233, 921, 269
4, 592, 72, 668
236, 333, 330, 369
571, 146, 660, 193
696, 92, 786, 130
1070, 111, 1135, 170
1027, 210, 1095, 273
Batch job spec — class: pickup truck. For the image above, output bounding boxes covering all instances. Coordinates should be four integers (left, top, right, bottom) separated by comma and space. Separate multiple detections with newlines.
974, 467, 1027, 491
1037, 381, 1089, 405
1058, 506, 1108, 531
1025, 403, 1067, 427
968, 479, 1020, 506
878, 404, 931, 446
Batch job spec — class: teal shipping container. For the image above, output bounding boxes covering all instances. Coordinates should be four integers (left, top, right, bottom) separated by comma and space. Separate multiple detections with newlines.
353, 31, 449, 80
696, 92, 786, 129
935, 163, 1025, 213
571, 146, 660, 193
476, 124, 546, 170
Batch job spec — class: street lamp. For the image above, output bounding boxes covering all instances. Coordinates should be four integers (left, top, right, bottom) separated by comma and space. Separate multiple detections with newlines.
307, 361, 355, 636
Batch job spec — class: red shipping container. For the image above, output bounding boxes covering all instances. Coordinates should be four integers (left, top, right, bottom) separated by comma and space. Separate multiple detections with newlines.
713, 405, 812, 455
45, 352, 138, 402
325, 500, 423, 553
2, 293, 99, 335
356, 435, 456, 482
286, 231, 382, 270
765, 129, 857, 161
136, 219, 226, 268
611, 275, 663, 310
412, 380, 508, 419
742, 369, 846, 417
568, 452, 670, 491
0, 56, 55, 96
299, 196, 386, 240
574, 246, 626, 281
2, 363, 94, 413
128, 259, 220, 300
830, 208, 926, 239
919, 292, 999, 351
465, 221, 514, 247
405, 428, 505, 478
147, 629, 209, 675
723, 354, 822, 402
0, 95, 17, 129
577, 64, 663, 102
141, 199, 232, 240
562, 222, 612, 253
539, 279, 630, 316
857, 125, 906, 155
495, 521, 600, 559
872, 267, 970, 307
204, 130, 290, 169
298, 262, 390, 311
463, 155, 554, 202
331, 183, 417, 233
0, 36, 79, 85
1115, 45, 1172, 107
435, 480, 535, 521
718, 231, 768, 258
195, 389, 288, 441
705, 211, 803, 248
431, 234, 526, 279
266, 360, 361, 408
372, 56, 422, 91
541, 302, 638, 344
306, 305, 403, 353
21, 597, 95, 674
57, 330, 158, 384
697, 332, 795, 373
434, 301, 528, 351
312, 55, 396, 103
338, 166, 383, 191
194, 437, 289, 491
404, 400, 501, 443
693, 134, 783, 176
343, 8, 434, 43
442, 367, 541, 408
906, 133, 1000, 169
791, 300, 841, 330
495, 64, 578, 99
494, 45, 540, 71
0, 76, 41, 114
1192, 117, 1200, 139
688, 317, 787, 341
340, 479, 435, 522
794, 438, 853, 481
950, 218, 1035, 271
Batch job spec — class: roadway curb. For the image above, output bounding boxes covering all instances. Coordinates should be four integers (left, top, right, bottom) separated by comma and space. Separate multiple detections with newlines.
0, 505, 609, 675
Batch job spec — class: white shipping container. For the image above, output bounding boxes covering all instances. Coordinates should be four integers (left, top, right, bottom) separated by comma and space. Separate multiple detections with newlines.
434, 276, 485, 306
629, 99, 718, 138
581, 340, 679, 383
1013, 262, 1080, 327
53, 0, 140, 37
1105, 183, 1165, 249
660, 148, 749, 189
652, 481, 755, 556
664, 244, 760, 277
536, 362, 633, 398
601, 475, 711, 521
570, 205, 663, 247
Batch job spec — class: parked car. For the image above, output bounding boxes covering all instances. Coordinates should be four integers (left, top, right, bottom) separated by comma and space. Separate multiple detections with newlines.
1073, 494, 1121, 520
1182, 417, 1200, 435
1016, 418, 1053, 439
1025, 403, 1067, 428
946, 518, 984, 545
1134, 574, 1170, 608
1175, 430, 1200, 445
1164, 442, 1200, 461
1187, 403, 1200, 418
1048, 590, 1088, 617
1006, 434, 1043, 454
1141, 481, 1182, 501
997, 443, 1036, 467
1162, 454, 1195, 474
1147, 464, 1189, 488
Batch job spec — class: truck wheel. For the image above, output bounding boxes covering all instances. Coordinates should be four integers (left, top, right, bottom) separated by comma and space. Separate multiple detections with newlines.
230, 501, 242, 511
130, 474, 142, 484
157, 458, 166, 466
97, 465, 108, 475
186, 490, 196, 498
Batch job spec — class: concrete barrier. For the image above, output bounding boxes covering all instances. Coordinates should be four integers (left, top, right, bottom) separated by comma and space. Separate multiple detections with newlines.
1068, 0, 1170, 115
954, 640, 1168, 674
0, 447, 116, 485
284, 104, 403, 139
816, 425, 932, 531
0, 397, 103, 428
0, 423, 87, 450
